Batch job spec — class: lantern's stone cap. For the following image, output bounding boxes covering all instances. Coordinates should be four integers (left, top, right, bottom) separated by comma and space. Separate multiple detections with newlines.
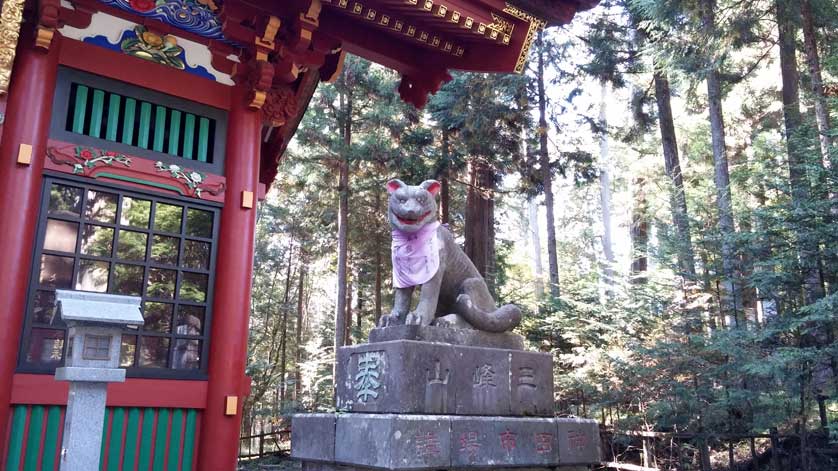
55, 290, 144, 326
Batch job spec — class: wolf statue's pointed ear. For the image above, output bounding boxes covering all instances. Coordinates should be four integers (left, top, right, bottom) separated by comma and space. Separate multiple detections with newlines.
420, 180, 441, 196
386, 179, 406, 194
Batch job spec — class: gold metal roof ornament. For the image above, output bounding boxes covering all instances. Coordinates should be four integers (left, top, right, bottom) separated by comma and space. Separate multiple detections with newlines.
503, 2, 547, 74
0, 0, 26, 94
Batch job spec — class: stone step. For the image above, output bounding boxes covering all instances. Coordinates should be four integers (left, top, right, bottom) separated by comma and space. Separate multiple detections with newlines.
336, 340, 554, 416
292, 413, 601, 469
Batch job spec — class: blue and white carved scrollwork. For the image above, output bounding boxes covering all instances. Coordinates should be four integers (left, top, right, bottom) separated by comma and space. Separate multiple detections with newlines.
98, 0, 226, 42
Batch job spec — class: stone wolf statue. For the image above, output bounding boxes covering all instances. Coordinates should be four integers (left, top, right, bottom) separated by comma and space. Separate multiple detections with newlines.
378, 179, 522, 333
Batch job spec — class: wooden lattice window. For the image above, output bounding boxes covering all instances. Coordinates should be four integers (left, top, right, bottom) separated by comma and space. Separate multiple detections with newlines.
66, 83, 217, 163
51, 67, 226, 175
19, 176, 219, 379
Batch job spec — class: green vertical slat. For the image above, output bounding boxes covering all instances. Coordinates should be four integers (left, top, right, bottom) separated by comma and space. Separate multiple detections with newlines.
167, 409, 184, 471
107, 408, 125, 471
197, 117, 210, 162
105, 94, 121, 141
181, 409, 197, 470
122, 408, 140, 470
137, 408, 155, 470
182, 114, 195, 159
72, 85, 89, 134
99, 409, 109, 471
168, 110, 181, 156
122, 98, 137, 145
89, 89, 105, 138
138, 102, 152, 149
152, 409, 170, 471
41, 406, 62, 471
153, 106, 167, 152
5, 405, 27, 470
23, 405, 44, 471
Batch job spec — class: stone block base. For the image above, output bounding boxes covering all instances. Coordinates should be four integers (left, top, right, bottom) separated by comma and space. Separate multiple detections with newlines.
291, 414, 601, 469
303, 464, 591, 471
336, 340, 554, 416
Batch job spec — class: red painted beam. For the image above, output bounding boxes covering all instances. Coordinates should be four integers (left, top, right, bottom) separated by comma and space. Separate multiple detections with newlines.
59, 36, 232, 111
10, 374, 208, 409
0, 26, 61, 461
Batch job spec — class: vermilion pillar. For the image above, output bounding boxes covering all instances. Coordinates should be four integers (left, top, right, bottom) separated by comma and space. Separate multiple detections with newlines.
0, 30, 60, 454
198, 85, 261, 470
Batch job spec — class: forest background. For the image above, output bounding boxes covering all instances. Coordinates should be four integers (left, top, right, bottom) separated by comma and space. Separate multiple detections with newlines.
243, 0, 838, 459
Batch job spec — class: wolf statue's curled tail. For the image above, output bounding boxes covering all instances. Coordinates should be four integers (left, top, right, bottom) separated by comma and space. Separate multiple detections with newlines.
378, 179, 522, 333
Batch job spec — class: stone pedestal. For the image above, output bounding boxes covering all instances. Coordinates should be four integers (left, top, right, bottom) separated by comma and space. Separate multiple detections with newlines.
293, 326, 601, 470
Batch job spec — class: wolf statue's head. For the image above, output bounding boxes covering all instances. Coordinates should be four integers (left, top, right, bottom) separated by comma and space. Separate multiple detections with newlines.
386, 179, 441, 233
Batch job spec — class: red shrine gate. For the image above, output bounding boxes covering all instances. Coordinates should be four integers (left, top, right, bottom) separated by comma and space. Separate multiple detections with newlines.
0, 0, 596, 468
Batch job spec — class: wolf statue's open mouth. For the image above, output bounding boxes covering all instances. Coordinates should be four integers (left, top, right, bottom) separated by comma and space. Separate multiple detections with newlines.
395, 211, 432, 225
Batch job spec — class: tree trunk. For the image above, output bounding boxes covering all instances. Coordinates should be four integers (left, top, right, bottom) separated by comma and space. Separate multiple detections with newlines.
598, 81, 616, 293
653, 71, 697, 278
487, 191, 496, 296
356, 279, 363, 330
630, 177, 649, 282
241, 405, 253, 439
279, 245, 295, 404
334, 89, 351, 353
440, 130, 451, 225
776, 0, 825, 306
374, 191, 383, 325
345, 249, 353, 346
801, 0, 838, 301
702, 0, 740, 320
278, 313, 289, 404
464, 158, 494, 288
528, 198, 545, 301
537, 31, 560, 299
294, 250, 306, 403
801, 0, 835, 169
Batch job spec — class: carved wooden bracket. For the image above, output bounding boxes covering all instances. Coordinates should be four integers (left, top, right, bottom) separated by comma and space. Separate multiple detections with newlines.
246, 59, 275, 109
289, 0, 321, 52
319, 48, 345, 83
254, 15, 280, 61
242, 1, 332, 109
398, 70, 452, 109
244, 16, 281, 109
35, 0, 61, 50
261, 84, 298, 127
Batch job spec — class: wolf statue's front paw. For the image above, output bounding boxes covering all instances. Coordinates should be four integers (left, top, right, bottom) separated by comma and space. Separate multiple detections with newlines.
405, 312, 422, 325
378, 313, 403, 327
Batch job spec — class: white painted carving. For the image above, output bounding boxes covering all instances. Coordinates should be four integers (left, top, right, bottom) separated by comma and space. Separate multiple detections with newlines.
58, 11, 234, 85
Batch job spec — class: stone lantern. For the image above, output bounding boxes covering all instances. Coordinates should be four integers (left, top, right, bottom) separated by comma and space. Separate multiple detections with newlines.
53, 290, 144, 471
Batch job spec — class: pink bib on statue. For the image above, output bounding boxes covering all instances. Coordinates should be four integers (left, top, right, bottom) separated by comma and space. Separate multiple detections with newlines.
391, 221, 440, 288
